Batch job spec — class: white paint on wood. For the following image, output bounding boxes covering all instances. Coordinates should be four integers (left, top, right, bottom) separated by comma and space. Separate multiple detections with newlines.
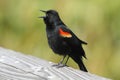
0, 47, 111, 80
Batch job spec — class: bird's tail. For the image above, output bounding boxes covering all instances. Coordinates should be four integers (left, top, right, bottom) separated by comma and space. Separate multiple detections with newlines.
71, 56, 88, 72
78, 59, 88, 72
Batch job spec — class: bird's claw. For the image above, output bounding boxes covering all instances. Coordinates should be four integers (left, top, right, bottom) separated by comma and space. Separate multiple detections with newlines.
52, 62, 62, 67
56, 64, 67, 68
52, 63, 68, 68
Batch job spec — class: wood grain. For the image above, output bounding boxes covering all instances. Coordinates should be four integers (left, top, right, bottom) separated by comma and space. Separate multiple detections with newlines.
0, 47, 111, 80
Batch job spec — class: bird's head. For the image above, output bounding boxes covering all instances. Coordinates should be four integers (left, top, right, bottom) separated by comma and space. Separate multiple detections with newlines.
39, 10, 62, 26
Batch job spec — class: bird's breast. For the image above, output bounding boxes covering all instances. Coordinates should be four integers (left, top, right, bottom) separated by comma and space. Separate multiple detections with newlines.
46, 30, 70, 55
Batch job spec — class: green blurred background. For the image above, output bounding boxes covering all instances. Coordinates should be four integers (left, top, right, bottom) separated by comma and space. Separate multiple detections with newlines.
0, 0, 120, 79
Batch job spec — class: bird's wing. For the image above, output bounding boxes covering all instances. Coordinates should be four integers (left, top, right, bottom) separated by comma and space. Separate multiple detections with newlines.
58, 26, 87, 58
58, 26, 87, 45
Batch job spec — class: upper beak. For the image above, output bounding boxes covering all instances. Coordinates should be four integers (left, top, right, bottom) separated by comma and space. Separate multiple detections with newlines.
39, 10, 47, 18
40, 10, 47, 13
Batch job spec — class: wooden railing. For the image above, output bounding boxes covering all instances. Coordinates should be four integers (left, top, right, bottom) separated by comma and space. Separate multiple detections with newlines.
0, 47, 111, 80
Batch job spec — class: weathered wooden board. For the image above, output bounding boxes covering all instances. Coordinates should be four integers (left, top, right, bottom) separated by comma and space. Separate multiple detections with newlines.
0, 47, 110, 80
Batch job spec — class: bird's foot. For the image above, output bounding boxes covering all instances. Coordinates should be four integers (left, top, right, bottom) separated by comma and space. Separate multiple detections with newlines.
56, 64, 67, 68
52, 62, 62, 67
52, 63, 68, 68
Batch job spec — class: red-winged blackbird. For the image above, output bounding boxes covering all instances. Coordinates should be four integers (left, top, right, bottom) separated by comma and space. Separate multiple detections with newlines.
40, 10, 88, 72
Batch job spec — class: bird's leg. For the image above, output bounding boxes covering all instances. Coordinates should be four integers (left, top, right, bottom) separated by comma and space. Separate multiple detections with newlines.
58, 55, 66, 65
64, 56, 69, 66
56, 56, 69, 68
52, 55, 66, 67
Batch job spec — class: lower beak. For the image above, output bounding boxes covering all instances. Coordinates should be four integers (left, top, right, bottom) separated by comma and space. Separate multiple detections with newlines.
38, 16, 46, 18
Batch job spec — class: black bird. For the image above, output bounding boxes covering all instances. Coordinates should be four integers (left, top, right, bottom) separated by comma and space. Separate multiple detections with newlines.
40, 10, 88, 72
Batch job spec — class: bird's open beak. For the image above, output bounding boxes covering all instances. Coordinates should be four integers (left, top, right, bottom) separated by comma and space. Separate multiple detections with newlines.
38, 10, 47, 18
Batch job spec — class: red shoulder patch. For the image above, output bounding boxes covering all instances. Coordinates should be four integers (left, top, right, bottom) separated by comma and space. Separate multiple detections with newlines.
59, 28, 72, 38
